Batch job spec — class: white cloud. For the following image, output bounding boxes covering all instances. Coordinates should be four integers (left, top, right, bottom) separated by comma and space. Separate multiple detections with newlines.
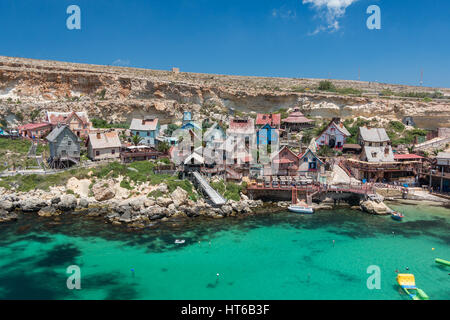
112, 59, 130, 66
302, 0, 358, 33
272, 6, 297, 20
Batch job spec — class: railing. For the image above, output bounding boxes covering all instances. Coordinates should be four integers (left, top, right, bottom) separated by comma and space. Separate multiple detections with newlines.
418, 168, 450, 179
345, 160, 421, 172
248, 181, 375, 195
120, 151, 164, 158
415, 136, 450, 150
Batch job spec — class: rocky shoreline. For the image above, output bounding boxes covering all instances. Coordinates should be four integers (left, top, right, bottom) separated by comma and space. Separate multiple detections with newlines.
0, 186, 265, 227
3, 182, 445, 226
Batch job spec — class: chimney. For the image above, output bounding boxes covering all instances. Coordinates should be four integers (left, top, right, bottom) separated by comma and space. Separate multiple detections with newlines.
96, 132, 101, 139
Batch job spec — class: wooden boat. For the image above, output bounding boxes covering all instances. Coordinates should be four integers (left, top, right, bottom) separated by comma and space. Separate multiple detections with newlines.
391, 211, 404, 221
288, 205, 314, 214
397, 274, 429, 300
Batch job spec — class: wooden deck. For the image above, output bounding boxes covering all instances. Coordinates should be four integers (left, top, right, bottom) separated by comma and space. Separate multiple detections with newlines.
247, 182, 374, 196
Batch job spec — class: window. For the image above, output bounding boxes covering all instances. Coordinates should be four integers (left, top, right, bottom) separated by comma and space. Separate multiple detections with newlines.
309, 158, 317, 170
112, 149, 115, 155
68, 141, 71, 146
147, 132, 150, 136
96, 151, 100, 156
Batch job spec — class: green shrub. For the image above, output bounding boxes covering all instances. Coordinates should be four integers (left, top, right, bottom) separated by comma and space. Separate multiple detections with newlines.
120, 179, 132, 190
148, 190, 164, 199
388, 121, 405, 133
318, 80, 335, 91
336, 88, 362, 96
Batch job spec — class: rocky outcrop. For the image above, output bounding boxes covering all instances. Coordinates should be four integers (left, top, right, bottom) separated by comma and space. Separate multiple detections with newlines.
0, 56, 448, 129
92, 181, 115, 202
0, 209, 18, 222
171, 187, 188, 207
360, 200, 391, 215
38, 206, 61, 217
58, 195, 78, 211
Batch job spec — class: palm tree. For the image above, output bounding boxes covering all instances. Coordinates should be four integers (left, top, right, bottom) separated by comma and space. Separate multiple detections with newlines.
157, 141, 170, 154
131, 134, 143, 146
407, 145, 415, 154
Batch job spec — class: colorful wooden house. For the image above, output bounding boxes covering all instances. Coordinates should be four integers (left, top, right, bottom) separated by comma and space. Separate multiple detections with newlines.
255, 113, 281, 129
86, 130, 122, 161
271, 146, 299, 176
315, 118, 350, 149
46, 124, 81, 167
256, 123, 279, 146
180, 111, 201, 131
298, 148, 324, 177
282, 108, 315, 132
46, 111, 92, 138
129, 116, 160, 146
17, 122, 52, 139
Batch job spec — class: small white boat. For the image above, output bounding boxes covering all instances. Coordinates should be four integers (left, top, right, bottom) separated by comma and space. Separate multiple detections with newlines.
288, 205, 314, 214
174, 239, 185, 244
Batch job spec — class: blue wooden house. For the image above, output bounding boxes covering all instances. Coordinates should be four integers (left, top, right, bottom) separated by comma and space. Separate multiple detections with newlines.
256, 123, 279, 146
129, 116, 160, 146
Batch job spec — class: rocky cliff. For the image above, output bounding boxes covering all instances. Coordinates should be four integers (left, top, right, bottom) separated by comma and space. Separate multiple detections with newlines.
0, 56, 449, 129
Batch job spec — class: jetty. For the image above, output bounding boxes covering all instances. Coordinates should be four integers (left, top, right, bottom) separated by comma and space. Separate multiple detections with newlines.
191, 171, 227, 206
247, 179, 376, 203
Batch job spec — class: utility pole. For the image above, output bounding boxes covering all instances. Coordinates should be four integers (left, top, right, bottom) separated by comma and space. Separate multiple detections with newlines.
420, 70, 423, 86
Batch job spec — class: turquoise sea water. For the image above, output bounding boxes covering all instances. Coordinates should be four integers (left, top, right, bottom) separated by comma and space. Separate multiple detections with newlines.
0, 203, 449, 300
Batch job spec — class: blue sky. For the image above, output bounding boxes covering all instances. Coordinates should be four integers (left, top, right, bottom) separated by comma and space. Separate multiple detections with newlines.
1, 0, 449, 88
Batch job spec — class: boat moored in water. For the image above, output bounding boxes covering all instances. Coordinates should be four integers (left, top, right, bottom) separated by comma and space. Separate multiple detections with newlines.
391, 211, 404, 221
288, 205, 314, 214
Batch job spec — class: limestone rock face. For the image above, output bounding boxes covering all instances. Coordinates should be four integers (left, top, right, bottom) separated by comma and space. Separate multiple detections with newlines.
360, 200, 391, 215
19, 198, 48, 212
92, 182, 115, 202
0, 200, 14, 212
156, 197, 173, 207
0, 209, 18, 223
1, 56, 448, 131
156, 183, 169, 194
66, 177, 91, 198
38, 206, 61, 217
58, 195, 78, 211
171, 187, 188, 207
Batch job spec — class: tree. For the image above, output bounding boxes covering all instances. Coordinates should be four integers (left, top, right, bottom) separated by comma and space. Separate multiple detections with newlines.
317, 145, 334, 157
30, 109, 41, 123
301, 129, 314, 144
157, 141, 170, 153
165, 124, 180, 136
407, 145, 415, 154
131, 134, 143, 146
